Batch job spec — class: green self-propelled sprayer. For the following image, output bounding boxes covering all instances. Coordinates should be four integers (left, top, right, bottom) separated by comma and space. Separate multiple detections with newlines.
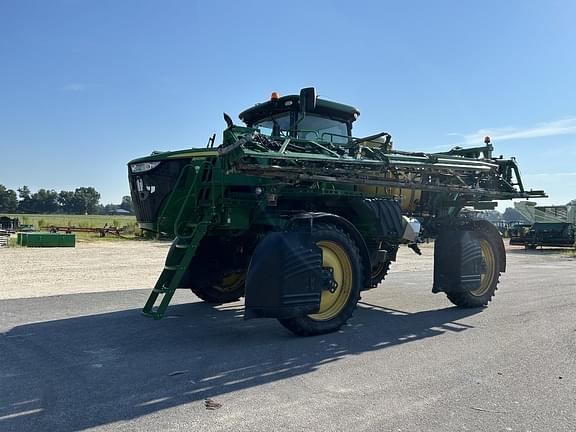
128, 88, 545, 336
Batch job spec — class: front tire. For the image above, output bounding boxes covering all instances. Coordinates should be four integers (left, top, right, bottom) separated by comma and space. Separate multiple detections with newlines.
172, 236, 248, 304
369, 259, 391, 288
278, 224, 363, 336
190, 271, 245, 304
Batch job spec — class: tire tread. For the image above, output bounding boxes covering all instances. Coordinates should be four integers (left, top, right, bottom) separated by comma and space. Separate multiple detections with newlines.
278, 223, 363, 336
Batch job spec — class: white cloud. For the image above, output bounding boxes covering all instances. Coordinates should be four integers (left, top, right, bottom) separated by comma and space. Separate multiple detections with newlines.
523, 172, 576, 177
61, 83, 88, 92
448, 117, 576, 146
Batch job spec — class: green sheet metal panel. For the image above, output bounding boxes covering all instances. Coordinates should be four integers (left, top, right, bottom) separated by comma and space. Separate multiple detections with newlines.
20, 232, 75, 247
60, 234, 76, 247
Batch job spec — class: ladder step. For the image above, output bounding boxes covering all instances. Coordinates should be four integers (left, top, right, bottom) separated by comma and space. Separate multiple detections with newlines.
153, 287, 175, 294
142, 310, 164, 320
143, 221, 210, 319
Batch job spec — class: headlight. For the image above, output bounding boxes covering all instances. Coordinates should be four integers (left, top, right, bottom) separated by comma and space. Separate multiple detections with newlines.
130, 161, 161, 173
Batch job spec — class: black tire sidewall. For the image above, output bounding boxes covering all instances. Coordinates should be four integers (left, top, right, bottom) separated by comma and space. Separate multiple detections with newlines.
278, 223, 363, 336
190, 277, 244, 304
169, 238, 245, 304
445, 223, 503, 308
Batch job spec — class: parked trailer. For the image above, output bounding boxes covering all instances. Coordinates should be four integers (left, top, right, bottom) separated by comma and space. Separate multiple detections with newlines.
511, 203, 576, 249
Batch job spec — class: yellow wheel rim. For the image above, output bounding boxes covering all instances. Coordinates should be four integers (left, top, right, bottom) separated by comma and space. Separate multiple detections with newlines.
471, 239, 496, 296
214, 272, 244, 293
309, 240, 353, 321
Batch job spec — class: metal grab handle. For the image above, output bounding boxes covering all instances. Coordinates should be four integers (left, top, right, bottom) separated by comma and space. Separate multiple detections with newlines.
174, 161, 213, 239
155, 163, 195, 236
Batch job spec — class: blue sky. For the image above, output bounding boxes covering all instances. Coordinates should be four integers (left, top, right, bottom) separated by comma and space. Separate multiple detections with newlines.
1, 0, 575, 207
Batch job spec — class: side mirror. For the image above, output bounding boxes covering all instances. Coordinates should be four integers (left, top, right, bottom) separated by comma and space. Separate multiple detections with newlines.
223, 112, 234, 129
299, 87, 317, 113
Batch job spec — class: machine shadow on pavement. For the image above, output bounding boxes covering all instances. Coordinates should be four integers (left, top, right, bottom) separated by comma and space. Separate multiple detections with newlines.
0, 296, 480, 431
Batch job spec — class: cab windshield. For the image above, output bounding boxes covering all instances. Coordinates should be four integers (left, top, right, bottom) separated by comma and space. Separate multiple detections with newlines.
254, 113, 349, 144
298, 115, 349, 144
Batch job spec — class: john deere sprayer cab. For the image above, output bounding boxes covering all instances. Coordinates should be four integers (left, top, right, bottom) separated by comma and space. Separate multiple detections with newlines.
128, 88, 545, 336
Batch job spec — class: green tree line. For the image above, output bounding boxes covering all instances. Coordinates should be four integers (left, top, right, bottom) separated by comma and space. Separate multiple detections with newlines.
0, 184, 132, 215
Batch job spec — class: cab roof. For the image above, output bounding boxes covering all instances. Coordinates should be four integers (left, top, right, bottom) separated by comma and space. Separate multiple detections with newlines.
239, 94, 360, 126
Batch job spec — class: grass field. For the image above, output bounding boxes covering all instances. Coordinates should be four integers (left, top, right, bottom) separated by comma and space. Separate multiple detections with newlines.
4, 213, 137, 230
3, 214, 142, 244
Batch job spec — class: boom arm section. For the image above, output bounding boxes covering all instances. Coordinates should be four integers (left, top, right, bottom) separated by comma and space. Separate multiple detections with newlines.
219, 131, 546, 202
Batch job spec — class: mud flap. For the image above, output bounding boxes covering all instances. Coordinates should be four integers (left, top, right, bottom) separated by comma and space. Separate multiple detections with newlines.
244, 232, 325, 320
433, 230, 483, 294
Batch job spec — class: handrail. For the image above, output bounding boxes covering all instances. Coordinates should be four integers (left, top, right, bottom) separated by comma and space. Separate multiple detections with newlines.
155, 163, 195, 236
173, 161, 213, 239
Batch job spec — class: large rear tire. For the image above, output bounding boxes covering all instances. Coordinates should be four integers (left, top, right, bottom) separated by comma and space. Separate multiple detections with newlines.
445, 223, 503, 308
278, 224, 363, 336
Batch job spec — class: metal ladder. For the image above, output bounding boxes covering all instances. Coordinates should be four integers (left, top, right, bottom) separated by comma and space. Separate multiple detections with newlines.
143, 161, 218, 319
142, 221, 209, 319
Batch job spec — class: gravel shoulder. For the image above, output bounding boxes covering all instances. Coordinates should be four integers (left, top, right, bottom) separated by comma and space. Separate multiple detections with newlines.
0, 240, 438, 300
0, 240, 170, 300
1, 240, 571, 301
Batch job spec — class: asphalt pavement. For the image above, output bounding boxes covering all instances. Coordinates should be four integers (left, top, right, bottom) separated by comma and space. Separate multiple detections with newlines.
1, 248, 575, 431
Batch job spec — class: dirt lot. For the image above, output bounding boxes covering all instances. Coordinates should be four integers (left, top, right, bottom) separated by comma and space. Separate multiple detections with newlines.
0, 240, 170, 299
0, 240, 436, 300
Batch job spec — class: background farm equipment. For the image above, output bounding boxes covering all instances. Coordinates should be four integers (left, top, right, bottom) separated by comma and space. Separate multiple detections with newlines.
510, 202, 576, 249
0, 230, 9, 247
41, 223, 127, 237
17, 231, 76, 247
0, 216, 20, 232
